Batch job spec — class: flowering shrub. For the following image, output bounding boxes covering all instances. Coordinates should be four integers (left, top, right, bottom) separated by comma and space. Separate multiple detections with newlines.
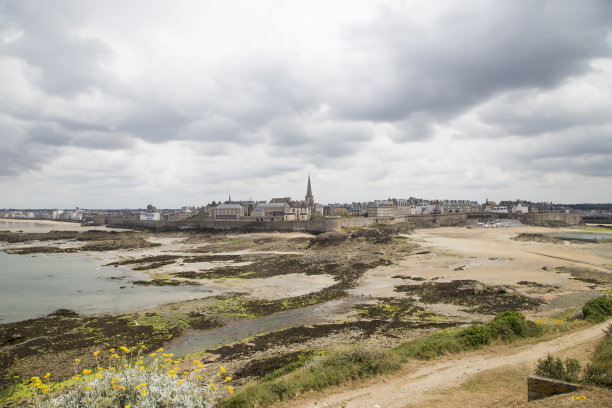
30, 346, 232, 408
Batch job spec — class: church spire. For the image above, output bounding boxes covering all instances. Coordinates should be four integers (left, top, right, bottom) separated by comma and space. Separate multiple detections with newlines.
305, 173, 314, 208
306, 173, 312, 198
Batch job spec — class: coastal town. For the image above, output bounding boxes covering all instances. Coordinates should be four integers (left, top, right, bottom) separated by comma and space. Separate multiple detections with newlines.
2, 175, 610, 226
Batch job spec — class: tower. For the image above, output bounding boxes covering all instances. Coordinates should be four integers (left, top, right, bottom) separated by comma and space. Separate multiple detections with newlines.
305, 173, 314, 209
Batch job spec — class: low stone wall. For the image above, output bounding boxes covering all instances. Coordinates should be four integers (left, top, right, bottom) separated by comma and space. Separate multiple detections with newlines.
527, 374, 582, 401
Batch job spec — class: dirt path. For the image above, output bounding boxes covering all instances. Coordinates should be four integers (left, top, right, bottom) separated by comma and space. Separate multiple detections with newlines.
293, 321, 610, 408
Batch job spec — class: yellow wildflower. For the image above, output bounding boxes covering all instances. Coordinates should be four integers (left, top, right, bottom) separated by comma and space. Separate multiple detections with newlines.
86, 386, 94, 390
82, 369, 92, 375
141, 390, 147, 396
73, 358, 80, 364
194, 368, 200, 372
140, 382, 147, 387
120, 346, 129, 352
149, 353, 156, 357
225, 376, 232, 381
156, 347, 163, 352
177, 380, 183, 385
197, 376, 203, 380
219, 365, 226, 373
44, 372, 51, 379
109, 367, 116, 371
110, 354, 119, 359
109, 348, 115, 352
93, 350, 100, 356
97, 367, 104, 371
138, 366, 144, 370
95, 373, 102, 379
227, 385, 234, 395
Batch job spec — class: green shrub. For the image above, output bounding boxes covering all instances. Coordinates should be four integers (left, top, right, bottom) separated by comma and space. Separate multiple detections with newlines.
459, 324, 494, 347
535, 354, 581, 382
583, 297, 612, 322
490, 311, 527, 337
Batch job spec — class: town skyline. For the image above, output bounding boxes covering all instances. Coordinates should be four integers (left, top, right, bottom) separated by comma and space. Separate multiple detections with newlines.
1, 1, 612, 208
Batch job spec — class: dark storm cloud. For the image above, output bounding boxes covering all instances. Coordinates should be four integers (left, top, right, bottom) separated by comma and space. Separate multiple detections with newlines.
333, 1, 612, 138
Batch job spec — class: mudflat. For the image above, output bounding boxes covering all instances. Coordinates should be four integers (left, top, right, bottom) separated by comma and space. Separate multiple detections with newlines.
0, 223, 610, 403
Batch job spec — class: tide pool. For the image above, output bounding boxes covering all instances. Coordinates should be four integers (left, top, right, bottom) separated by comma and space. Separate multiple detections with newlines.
0, 251, 218, 323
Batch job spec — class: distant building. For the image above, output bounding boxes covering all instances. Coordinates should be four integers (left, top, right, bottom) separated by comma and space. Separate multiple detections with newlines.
140, 212, 161, 221
441, 200, 480, 213
367, 201, 396, 217
250, 202, 287, 221
212, 204, 244, 220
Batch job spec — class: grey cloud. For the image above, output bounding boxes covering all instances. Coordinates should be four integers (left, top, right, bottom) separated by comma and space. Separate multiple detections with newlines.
0, 116, 53, 176
2, 1, 114, 96
476, 90, 612, 137
333, 1, 612, 130
489, 125, 612, 177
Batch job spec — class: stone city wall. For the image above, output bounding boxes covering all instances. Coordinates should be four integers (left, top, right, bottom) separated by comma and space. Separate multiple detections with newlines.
339, 214, 467, 229
107, 217, 341, 233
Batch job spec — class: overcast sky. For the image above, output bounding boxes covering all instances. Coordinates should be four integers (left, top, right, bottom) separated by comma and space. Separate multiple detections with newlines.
1, 0, 611, 209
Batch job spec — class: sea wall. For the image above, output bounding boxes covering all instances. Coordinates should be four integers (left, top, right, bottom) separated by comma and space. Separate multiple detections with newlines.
468, 213, 582, 226
105, 212, 579, 233
514, 213, 582, 226
339, 214, 467, 229
107, 217, 341, 233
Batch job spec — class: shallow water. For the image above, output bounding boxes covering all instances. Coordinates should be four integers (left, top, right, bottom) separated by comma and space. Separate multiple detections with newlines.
0, 252, 220, 323
166, 298, 360, 357
553, 233, 612, 242
0, 219, 88, 233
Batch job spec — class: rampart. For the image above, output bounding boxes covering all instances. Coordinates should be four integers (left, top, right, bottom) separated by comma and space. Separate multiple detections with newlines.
106, 217, 342, 233
339, 214, 467, 229
105, 212, 580, 233
467, 212, 582, 226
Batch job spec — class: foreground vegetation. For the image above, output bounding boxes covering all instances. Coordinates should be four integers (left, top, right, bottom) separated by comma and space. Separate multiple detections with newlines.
11, 297, 611, 407
221, 311, 576, 408
534, 298, 612, 387
23, 347, 232, 408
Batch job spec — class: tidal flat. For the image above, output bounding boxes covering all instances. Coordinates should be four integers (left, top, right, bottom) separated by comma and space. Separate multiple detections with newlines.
0, 221, 610, 404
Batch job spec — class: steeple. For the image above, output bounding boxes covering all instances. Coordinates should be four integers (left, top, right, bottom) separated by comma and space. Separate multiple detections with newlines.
306, 174, 312, 197
228, 193, 232, 203
305, 173, 314, 208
